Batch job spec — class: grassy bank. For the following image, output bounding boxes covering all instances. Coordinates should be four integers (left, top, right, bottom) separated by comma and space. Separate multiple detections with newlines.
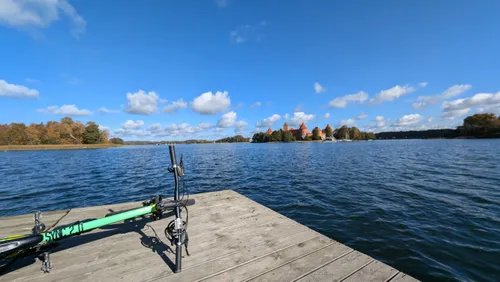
0, 144, 124, 151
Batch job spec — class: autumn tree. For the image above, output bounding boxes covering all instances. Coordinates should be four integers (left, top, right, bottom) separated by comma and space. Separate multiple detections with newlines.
0, 124, 9, 145
350, 127, 361, 140
7, 123, 28, 145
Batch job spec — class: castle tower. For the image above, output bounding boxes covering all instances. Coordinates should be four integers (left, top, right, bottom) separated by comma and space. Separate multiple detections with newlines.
266, 128, 273, 135
283, 122, 289, 131
299, 122, 308, 138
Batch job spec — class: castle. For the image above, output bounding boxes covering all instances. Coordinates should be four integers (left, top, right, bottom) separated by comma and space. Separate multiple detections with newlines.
267, 122, 332, 140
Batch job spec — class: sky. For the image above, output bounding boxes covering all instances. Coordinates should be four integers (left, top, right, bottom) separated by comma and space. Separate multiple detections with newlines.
1, 0, 500, 140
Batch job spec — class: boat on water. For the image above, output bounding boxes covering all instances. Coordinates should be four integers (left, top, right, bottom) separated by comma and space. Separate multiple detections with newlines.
323, 136, 337, 142
340, 131, 352, 142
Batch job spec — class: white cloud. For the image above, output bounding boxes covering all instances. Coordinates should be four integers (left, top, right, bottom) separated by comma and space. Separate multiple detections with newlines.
213, 112, 247, 133
234, 120, 248, 133
250, 101, 262, 109
0, 0, 86, 38
284, 113, 290, 120
288, 112, 315, 127
125, 90, 161, 115
375, 116, 386, 128
442, 92, 500, 112
147, 123, 162, 132
370, 85, 416, 104
314, 82, 326, 94
428, 117, 434, 123
37, 104, 91, 116
294, 104, 303, 112
323, 113, 330, 119
122, 120, 144, 130
413, 84, 472, 109
0, 79, 39, 98
113, 128, 150, 137
198, 123, 213, 130
328, 91, 368, 108
163, 99, 187, 114
98, 107, 120, 114
217, 111, 237, 128
230, 21, 267, 44
356, 112, 368, 119
393, 114, 423, 126
191, 91, 231, 115
339, 119, 356, 126
233, 103, 243, 110
441, 108, 471, 119
419, 82, 428, 88
256, 114, 281, 127
98, 125, 110, 132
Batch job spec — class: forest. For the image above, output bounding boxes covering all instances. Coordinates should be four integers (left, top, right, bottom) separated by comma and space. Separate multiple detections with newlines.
376, 113, 500, 139
0, 117, 114, 145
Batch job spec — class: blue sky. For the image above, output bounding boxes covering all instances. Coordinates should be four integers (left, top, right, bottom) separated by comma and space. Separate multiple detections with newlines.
1, 0, 500, 140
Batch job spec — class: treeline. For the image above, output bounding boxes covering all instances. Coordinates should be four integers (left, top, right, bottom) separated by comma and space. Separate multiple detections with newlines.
334, 126, 376, 140
124, 140, 213, 145
376, 113, 500, 139
252, 130, 296, 142
0, 117, 110, 145
252, 125, 375, 143
215, 135, 250, 143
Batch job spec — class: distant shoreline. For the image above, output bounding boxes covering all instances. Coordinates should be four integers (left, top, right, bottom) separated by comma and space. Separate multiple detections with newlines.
0, 144, 124, 151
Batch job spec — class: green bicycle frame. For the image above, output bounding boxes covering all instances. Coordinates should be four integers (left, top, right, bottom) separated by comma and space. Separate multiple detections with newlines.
41, 205, 155, 242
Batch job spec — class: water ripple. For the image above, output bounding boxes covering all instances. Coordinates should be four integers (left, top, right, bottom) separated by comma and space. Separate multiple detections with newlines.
1, 140, 500, 281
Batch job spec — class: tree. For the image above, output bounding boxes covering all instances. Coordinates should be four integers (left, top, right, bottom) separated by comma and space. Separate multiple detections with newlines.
324, 125, 333, 138
281, 131, 295, 142
83, 122, 101, 144
271, 130, 282, 142
304, 135, 312, 141
350, 127, 361, 140
7, 123, 28, 145
312, 127, 322, 140
0, 124, 9, 145
110, 137, 125, 145
337, 126, 349, 140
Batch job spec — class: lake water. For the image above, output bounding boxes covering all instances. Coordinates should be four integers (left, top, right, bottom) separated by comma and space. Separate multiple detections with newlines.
1, 140, 499, 281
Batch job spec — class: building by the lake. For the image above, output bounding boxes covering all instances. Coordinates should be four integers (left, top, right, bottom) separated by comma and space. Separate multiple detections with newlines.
284, 122, 331, 140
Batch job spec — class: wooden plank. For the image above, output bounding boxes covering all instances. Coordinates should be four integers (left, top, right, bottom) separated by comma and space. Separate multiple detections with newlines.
341, 260, 399, 282
245, 242, 352, 282
295, 251, 374, 282
390, 272, 420, 282
0, 190, 419, 282
200, 237, 338, 282
0, 210, 69, 236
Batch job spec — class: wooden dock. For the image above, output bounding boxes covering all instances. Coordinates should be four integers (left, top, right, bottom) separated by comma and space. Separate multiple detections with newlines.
1, 190, 418, 281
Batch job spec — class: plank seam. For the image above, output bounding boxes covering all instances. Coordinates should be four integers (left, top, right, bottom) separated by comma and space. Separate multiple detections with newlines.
241, 242, 341, 282
385, 270, 401, 282
290, 249, 355, 281
181, 231, 318, 273
338, 259, 375, 281
192, 236, 329, 282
